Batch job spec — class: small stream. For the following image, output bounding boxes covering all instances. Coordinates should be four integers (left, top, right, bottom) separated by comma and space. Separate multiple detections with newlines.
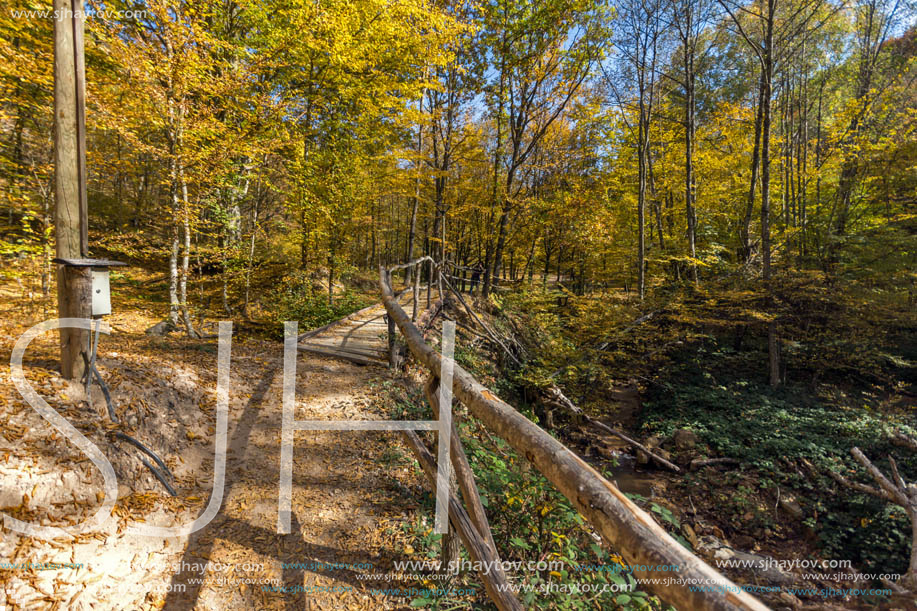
577, 433, 661, 499
602, 453, 658, 498
574, 388, 663, 499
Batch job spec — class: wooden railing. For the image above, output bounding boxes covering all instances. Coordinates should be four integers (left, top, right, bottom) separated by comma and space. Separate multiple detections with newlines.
380, 261, 769, 611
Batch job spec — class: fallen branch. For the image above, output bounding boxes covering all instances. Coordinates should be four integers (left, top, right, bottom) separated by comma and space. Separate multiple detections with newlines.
540, 384, 583, 416
475, 419, 509, 459
538, 382, 679, 472
451, 317, 490, 341
828, 445, 917, 589
439, 276, 594, 438
585, 417, 681, 473
439, 274, 522, 366
440, 275, 599, 438
417, 298, 444, 337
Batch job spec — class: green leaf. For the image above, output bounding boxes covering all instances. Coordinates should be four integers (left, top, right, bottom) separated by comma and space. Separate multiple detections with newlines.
510, 536, 531, 550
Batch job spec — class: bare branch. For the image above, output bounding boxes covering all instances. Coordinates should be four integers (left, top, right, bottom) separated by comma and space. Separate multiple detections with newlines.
827, 466, 890, 502
851, 447, 910, 506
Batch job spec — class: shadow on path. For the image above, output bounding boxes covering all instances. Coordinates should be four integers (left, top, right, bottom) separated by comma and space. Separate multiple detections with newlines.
161, 365, 369, 610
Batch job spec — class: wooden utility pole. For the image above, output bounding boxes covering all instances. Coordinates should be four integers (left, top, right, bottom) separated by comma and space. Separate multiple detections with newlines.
54, 0, 90, 379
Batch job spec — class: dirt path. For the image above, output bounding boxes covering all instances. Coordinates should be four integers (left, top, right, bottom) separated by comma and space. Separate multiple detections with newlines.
163, 346, 411, 610
1, 297, 430, 610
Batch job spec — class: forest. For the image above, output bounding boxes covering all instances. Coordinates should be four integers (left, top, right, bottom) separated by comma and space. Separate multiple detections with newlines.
1, 0, 916, 609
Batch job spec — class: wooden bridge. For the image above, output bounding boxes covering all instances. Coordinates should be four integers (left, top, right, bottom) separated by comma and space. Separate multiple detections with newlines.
296, 290, 418, 366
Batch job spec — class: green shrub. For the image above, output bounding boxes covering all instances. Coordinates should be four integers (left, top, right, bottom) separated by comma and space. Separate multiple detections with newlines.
268, 271, 370, 333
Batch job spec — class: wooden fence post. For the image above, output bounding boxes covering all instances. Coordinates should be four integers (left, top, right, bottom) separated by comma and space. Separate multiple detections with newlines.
385, 271, 397, 368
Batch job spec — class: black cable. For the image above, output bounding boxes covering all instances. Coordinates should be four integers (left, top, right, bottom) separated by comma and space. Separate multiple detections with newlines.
113, 431, 175, 483
136, 454, 177, 497
92, 364, 119, 423
86, 333, 177, 498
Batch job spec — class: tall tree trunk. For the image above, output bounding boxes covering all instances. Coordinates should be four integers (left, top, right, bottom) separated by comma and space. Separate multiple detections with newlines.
811, 79, 823, 257
179, 165, 196, 337
300, 207, 309, 269
222, 166, 248, 316
798, 50, 808, 260
328, 224, 337, 306
432, 152, 448, 265
369, 199, 377, 268
523, 234, 537, 285
833, 0, 895, 243
649, 157, 664, 251
637, 108, 647, 300
742, 71, 766, 262
684, 28, 698, 283
483, 30, 506, 298
168, 157, 181, 328
243, 198, 259, 316
491, 195, 511, 293
406, 99, 423, 280
542, 238, 551, 289
762, 0, 779, 387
